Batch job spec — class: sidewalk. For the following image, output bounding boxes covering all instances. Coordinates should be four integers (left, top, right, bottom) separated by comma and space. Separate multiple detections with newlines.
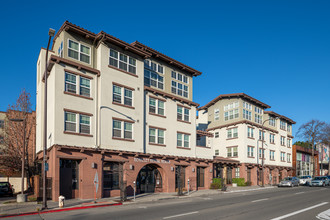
0, 185, 274, 218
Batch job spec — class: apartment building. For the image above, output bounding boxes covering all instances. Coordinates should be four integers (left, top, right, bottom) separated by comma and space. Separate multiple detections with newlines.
36, 21, 213, 201
292, 145, 320, 177
197, 93, 295, 185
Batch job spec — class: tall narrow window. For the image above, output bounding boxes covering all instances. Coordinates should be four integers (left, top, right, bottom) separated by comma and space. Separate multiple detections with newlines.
124, 88, 132, 106
80, 77, 90, 97
65, 112, 76, 132
113, 85, 121, 104
124, 122, 132, 139
149, 98, 156, 114
65, 73, 76, 93
79, 115, 90, 134
113, 120, 122, 138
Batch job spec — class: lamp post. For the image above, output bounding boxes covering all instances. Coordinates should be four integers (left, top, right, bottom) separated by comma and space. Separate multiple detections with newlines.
261, 117, 279, 187
43, 28, 55, 210
9, 118, 26, 202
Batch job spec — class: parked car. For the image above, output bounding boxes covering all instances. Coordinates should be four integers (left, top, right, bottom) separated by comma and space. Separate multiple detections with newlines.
310, 176, 329, 187
0, 182, 14, 197
298, 175, 312, 185
278, 177, 300, 187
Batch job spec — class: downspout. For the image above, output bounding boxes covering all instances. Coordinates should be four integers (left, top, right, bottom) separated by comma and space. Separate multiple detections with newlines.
143, 90, 146, 154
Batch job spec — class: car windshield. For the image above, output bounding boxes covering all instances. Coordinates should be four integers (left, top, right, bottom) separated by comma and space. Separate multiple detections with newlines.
313, 177, 325, 180
284, 177, 293, 181
0, 182, 9, 187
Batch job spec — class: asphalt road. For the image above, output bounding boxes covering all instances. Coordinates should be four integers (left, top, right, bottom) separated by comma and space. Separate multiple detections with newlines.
11, 186, 330, 220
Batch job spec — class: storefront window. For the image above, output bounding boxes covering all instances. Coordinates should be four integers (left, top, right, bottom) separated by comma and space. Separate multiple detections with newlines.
103, 162, 120, 190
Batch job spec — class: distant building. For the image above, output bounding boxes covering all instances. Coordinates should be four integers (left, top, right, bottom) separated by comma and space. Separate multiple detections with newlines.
292, 145, 319, 177
317, 143, 329, 175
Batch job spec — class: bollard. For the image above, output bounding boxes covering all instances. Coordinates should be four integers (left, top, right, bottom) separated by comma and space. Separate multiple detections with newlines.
187, 179, 190, 195
59, 195, 65, 208
133, 181, 136, 201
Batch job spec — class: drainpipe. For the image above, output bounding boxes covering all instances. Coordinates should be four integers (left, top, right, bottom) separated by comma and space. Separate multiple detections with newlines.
143, 90, 146, 154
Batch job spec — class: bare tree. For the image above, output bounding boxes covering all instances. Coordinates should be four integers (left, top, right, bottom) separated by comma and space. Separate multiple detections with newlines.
296, 120, 325, 177
321, 123, 330, 175
0, 89, 35, 191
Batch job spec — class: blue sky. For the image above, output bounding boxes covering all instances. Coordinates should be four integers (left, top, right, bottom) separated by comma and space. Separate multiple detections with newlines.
1, 0, 329, 140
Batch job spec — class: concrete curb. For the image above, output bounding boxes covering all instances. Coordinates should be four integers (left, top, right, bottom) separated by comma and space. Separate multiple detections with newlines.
0, 202, 122, 219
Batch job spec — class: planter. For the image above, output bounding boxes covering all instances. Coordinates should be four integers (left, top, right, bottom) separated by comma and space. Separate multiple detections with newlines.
232, 183, 237, 187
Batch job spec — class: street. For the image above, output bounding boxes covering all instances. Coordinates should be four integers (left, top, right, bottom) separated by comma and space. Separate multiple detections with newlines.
10, 186, 330, 220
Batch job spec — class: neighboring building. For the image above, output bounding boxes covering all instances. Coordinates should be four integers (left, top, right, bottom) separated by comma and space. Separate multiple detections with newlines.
36, 21, 213, 201
292, 145, 320, 177
0, 111, 36, 193
197, 93, 295, 185
317, 143, 329, 175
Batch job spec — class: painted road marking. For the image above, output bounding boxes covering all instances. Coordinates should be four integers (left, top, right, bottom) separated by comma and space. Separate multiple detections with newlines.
271, 202, 329, 220
163, 211, 199, 219
316, 208, 330, 220
252, 198, 269, 203
295, 192, 305, 195
203, 197, 213, 200
138, 206, 147, 209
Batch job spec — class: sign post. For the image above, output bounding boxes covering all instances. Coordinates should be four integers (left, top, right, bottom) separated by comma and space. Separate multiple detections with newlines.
94, 172, 99, 203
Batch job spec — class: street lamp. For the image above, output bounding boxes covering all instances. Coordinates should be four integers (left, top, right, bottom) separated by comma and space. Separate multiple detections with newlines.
261, 117, 279, 187
9, 118, 26, 202
43, 28, 55, 210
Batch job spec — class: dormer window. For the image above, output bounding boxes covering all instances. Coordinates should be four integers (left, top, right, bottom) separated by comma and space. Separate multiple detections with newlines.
68, 39, 90, 64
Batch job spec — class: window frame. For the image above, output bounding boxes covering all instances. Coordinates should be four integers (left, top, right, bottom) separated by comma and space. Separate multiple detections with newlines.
112, 83, 134, 108
109, 48, 137, 75
68, 39, 91, 64
177, 132, 190, 148
112, 118, 134, 140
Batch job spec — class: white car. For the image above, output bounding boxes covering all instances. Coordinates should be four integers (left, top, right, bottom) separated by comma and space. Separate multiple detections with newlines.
298, 175, 312, 185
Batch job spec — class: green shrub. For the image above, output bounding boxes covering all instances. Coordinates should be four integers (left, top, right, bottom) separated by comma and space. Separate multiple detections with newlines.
210, 178, 223, 189
232, 178, 246, 186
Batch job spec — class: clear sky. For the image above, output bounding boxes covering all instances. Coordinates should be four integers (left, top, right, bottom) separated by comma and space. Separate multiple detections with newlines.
1, 0, 329, 140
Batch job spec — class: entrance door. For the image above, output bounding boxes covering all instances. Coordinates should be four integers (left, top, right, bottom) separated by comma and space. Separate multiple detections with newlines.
226, 167, 232, 184
137, 165, 162, 194
60, 159, 80, 199
247, 168, 251, 183
197, 167, 205, 188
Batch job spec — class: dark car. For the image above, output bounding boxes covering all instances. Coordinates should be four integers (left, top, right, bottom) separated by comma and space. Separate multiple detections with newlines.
0, 182, 14, 197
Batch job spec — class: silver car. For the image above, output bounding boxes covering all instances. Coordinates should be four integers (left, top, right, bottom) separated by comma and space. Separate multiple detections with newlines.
298, 175, 312, 185
310, 176, 330, 187
278, 177, 300, 187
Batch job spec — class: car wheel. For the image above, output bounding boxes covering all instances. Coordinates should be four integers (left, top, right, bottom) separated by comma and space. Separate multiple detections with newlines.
323, 182, 325, 187
291, 183, 294, 187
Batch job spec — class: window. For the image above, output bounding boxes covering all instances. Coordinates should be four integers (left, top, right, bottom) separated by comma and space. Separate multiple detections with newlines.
270, 151, 275, 160
65, 73, 77, 93
215, 132, 219, 138
247, 127, 254, 138
65, 111, 91, 134
247, 146, 254, 157
235, 167, 240, 178
287, 153, 291, 162
259, 130, 265, 140
0, 120, 4, 129
79, 115, 90, 134
113, 84, 133, 107
103, 162, 120, 190
243, 109, 252, 120
65, 72, 91, 97
58, 41, 63, 57
281, 152, 285, 161
177, 133, 190, 148
224, 109, 239, 121
113, 119, 133, 140
0, 136, 4, 144
215, 149, 219, 156
255, 114, 262, 124
227, 147, 238, 157
280, 136, 286, 146
65, 112, 77, 132
280, 120, 286, 130
259, 149, 265, 159
80, 77, 90, 97
149, 97, 165, 116
243, 101, 252, 110
149, 127, 165, 145
171, 81, 188, 98
177, 106, 190, 122
287, 139, 291, 148
68, 39, 90, 64
214, 108, 220, 120
287, 124, 291, 132
269, 116, 276, 127
227, 128, 238, 139
109, 48, 136, 74
145, 60, 164, 74
145, 69, 164, 89
255, 106, 263, 114
224, 101, 239, 111
171, 71, 189, 84
270, 134, 275, 144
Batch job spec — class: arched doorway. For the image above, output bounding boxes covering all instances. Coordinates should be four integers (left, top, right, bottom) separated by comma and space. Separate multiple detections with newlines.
136, 164, 162, 194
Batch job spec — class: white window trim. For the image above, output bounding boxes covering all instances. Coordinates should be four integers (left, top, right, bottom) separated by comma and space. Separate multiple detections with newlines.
68, 39, 91, 64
